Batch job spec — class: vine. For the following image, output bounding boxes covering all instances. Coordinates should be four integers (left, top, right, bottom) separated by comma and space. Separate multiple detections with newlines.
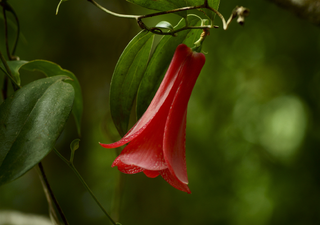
0, 1, 249, 224
88, 0, 249, 35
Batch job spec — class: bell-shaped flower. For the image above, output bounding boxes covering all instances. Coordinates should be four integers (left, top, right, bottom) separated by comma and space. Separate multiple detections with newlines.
100, 44, 205, 193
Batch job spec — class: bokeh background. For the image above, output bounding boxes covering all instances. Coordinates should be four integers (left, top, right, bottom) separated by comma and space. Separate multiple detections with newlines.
1, 0, 320, 224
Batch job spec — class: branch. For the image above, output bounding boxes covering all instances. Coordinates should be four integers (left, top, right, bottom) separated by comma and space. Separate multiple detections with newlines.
88, 0, 249, 35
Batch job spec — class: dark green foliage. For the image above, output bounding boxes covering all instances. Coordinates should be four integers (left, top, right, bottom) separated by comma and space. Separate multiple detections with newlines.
0, 76, 74, 186
109, 30, 154, 136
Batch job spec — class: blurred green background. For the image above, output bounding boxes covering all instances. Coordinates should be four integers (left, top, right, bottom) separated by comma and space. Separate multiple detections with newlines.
1, 0, 320, 224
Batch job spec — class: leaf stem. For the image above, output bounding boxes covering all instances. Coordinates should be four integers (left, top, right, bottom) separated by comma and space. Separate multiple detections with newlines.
53, 148, 118, 225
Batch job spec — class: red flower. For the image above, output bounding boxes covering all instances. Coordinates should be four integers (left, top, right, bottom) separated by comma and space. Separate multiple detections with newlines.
100, 44, 205, 193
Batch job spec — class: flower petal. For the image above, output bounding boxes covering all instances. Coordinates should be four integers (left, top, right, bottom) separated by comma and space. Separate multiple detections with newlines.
164, 111, 188, 184
112, 157, 144, 174
164, 51, 206, 185
160, 169, 191, 194
100, 44, 192, 149
143, 170, 160, 178
117, 116, 168, 171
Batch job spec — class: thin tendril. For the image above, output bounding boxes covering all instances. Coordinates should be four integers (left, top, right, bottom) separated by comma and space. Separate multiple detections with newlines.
88, 0, 139, 19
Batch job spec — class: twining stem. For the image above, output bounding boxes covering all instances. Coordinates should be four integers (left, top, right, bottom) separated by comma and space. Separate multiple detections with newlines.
2, 2, 64, 224
36, 163, 69, 225
87, 0, 139, 19
53, 148, 118, 225
1, 1, 20, 58
0, 1, 20, 100
2, 7, 11, 59
88, 0, 249, 35
139, 5, 202, 20
9, 6, 20, 56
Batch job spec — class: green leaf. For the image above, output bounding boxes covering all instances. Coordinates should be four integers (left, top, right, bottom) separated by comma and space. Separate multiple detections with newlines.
0, 76, 75, 186
136, 15, 203, 118
6, 60, 83, 136
110, 30, 154, 137
155, 21, 175, 32
5, 60, 25, 86
127, 0, 220, 20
